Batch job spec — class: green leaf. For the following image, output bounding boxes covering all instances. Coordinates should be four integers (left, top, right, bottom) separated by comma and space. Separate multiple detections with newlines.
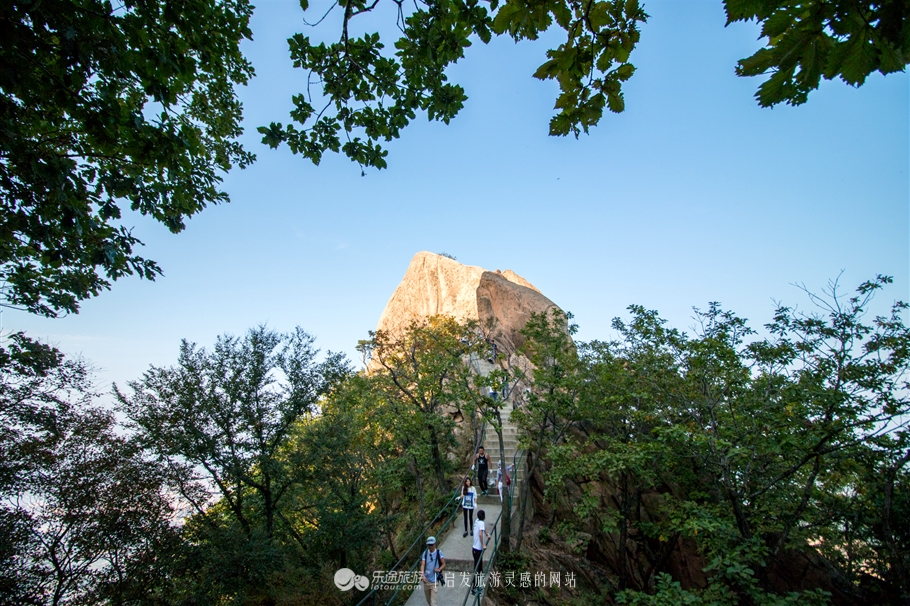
840, 35, 878, 85
723, 0, 763, 23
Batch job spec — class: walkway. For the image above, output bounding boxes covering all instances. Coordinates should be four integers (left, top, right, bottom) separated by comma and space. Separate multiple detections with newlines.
403, 397, 523, 606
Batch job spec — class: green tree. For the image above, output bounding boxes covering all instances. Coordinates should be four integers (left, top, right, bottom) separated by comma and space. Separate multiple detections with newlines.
728, 0, 910, 107
317, 374, 412, 563
359, 316, 479, 497
262, 0, 909, 169
0, 343, 179, 606
523, 277, 909, 604
260, 0, 647, 169
511, 308, 581, 550
1, 0, 255, 317
360, 315, 526, 554
3, 0, 904, 318
117, 326, 352, 603
284, 378, 382, 570
464, 320, 557, 554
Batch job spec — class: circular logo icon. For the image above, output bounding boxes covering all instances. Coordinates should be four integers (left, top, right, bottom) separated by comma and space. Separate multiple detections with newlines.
334, 568, 369, 591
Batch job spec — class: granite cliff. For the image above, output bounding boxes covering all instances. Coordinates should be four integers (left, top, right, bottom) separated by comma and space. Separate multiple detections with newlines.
374, 251, 561, 353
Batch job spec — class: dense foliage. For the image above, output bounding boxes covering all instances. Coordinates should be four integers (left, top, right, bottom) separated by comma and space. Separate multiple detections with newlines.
359, 317, 478, 496
360, 315, 527, 550
2, 0, 904, 322
261, 0, 909, 169
116, 327, 367, 603
511, 277, 909, 605
1, 0, 254, 317
728, 0, 910, 107
0, 322, 488, 604
258, 0, 649, 169
2, 277, 906, 604
0, 335, 178, 605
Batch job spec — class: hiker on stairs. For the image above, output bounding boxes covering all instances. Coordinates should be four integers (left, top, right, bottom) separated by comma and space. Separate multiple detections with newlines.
420, 536, 445, 606
471, 510, 491, 596
461, 478, 477, 537
472, 446, 491, 495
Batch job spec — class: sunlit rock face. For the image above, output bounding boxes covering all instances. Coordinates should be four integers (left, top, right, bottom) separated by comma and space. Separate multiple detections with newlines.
374, 251, 561, 353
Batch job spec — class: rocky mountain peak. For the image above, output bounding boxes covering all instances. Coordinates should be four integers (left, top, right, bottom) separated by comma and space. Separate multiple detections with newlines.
374, 251, 561, 353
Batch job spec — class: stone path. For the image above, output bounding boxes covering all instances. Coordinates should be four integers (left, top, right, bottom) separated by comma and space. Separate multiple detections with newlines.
403, 395, 523, 606
402, 497, 502, 606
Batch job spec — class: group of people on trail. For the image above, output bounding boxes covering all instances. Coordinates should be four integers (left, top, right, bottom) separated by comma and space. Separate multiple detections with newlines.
465, 445, 514, 538
419, 446, 501, 605
420, 510, 490, 605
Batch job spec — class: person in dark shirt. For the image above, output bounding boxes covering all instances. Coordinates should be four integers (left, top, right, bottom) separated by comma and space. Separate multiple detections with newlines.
472, 446, 491, 495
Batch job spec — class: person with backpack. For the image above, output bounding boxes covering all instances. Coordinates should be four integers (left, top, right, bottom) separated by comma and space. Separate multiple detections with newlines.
420, 536, 445, 606
461, 477, 477, 537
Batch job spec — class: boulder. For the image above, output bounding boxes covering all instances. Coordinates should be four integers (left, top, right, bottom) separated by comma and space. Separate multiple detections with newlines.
374, 252, 561, 353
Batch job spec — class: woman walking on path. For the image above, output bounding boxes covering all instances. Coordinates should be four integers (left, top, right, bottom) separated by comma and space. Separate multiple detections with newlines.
462, 478, 477, 537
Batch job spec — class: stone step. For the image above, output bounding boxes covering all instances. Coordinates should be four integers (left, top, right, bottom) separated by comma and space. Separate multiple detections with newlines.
485, 437, 519, 445
482, 436, 519, 444
481, 444, 519, 454
487, 430, 520, 437
495, 432, 520, 439
443, 558, 477, 573
477, 494, 509, 505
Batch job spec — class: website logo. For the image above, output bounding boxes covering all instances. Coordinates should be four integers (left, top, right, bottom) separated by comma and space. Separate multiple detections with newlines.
334, 568, 370, 591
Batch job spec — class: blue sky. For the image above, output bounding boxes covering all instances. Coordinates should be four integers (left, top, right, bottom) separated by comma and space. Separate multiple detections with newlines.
8, 0, 909, 394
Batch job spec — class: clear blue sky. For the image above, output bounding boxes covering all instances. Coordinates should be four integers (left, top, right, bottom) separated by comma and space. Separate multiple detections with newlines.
9, 0, 909, 395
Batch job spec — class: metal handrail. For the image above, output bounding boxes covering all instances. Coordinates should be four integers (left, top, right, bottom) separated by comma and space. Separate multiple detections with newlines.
380, 492, 463, 606
354, 422, 488, 606
460, 447, 528, 606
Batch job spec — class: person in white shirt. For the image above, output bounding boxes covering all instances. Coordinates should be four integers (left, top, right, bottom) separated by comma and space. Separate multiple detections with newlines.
496, 462, 504, 502
471, 509, 490, 595
461, 478, 477, 537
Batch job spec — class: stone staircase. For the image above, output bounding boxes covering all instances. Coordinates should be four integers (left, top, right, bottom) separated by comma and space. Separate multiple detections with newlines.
443, 399, 525, 574
470, 356, 526, 503
403, 398, 526, 605
477, 401, 523, 505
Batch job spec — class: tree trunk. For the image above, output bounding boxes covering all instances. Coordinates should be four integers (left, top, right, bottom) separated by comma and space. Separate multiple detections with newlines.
411, 456, 426, 522
496, 411, 511, 554
428, 423, 449, 493
263, 476, 274, 538
380, 493, 400, 562
515, 426, 545, 551
618, 471, 629, 590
